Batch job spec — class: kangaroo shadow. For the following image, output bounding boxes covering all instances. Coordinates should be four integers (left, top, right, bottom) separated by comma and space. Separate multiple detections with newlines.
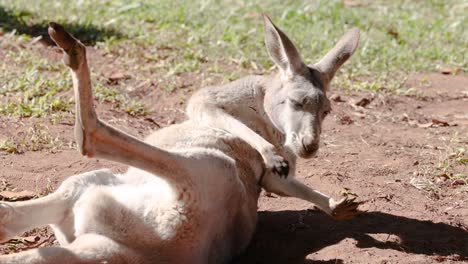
0, 5, 123, 45
237, 210, 468, 263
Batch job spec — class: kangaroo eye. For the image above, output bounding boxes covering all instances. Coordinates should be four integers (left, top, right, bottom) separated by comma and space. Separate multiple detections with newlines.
323, 110, 331, 116
289, 98, 303, 109
292, 101, 303, 109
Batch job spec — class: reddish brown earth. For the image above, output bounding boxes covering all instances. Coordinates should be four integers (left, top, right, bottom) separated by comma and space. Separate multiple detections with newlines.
240, 73, 468, 264
0, 45, 467, 263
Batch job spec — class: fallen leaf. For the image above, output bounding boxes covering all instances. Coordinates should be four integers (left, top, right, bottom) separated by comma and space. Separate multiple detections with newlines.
452, 179, 466, 186
377, 194, 394, 201
440, 66, 461, 75
438, 173, 450, 180
410, 177, 435, 191
340, 187, 358, 197
387, 28, 400, 40
418, 118, 452, 128
104, 71, 131, 85
355, 97, 371, 107
431, 118, 450, 127
143, 117, 161, 127
22, 236, 40, 243
0, 190, 36, 201
433, 255, 448, 262
330, 94, 345, 102
401, 114, 409, 122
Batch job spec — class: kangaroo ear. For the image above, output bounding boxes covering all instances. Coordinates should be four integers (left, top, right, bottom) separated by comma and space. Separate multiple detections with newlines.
263, 14, 306, 77
313, 28, 360, 82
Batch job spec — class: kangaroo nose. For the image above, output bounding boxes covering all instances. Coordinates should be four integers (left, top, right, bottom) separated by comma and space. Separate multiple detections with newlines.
301, 135, 319, 154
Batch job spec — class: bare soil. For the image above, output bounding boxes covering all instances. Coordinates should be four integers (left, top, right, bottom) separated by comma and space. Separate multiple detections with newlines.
0, 46, 467, 263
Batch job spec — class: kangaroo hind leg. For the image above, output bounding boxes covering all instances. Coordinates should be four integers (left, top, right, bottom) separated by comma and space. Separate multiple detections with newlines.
48, 22, 196, 182
0, 169, 118, 244
0, 233, 140, 264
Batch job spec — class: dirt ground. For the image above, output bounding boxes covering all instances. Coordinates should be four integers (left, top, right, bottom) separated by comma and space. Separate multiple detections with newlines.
0, 45, 467, 263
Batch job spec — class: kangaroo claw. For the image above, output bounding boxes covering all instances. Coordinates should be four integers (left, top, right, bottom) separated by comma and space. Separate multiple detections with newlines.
271, 159, 289, 178
329, 197, 364, 221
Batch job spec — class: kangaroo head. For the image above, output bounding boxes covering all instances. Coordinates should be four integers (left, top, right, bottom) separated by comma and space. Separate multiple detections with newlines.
262, 14, 359, 158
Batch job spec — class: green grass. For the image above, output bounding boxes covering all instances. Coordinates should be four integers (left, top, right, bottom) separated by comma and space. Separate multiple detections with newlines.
437, 142, 468, 186
0, 33, 73, 118
1, 0, 466, 73
0, 0, 466, 121
0, 29, 148, 119
0, 138, 18, 153
0, 124, 63, 153
94, 82, 149, 116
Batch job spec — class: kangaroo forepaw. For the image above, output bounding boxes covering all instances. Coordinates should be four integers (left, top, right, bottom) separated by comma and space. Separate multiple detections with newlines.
48, 22, 86, 70
329, 197, 363, 221
262, 147, 289, 178
271, 159, 289, 178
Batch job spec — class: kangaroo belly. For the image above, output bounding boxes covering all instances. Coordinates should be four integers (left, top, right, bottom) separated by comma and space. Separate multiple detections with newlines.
72, 142, 260, 262
72, 179, 180, 241
70, 121, 264, 262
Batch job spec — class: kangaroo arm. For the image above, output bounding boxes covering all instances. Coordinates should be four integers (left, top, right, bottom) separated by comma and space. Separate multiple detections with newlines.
187, 77, 289, 176
187, 87, 289, 176
197, 105, 275, 154
187, 77, 279, 154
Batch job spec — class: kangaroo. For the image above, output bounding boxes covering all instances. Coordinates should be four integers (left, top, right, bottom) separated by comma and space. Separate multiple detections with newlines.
0, 15, 360, 264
